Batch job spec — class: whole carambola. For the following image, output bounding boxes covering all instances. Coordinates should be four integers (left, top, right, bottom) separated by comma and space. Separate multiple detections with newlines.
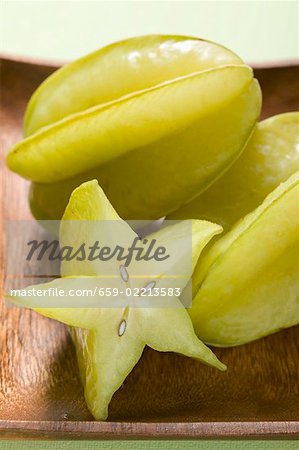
7, 35, 261, 220
169, 112, 299, 229
189, 172, 299, 346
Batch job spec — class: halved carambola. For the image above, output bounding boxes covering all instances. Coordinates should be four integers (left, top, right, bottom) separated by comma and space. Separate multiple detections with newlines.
7, 35, 261, 220
169, 112, 299, 229
189, 172, 299, 347
8, 179, 225, 420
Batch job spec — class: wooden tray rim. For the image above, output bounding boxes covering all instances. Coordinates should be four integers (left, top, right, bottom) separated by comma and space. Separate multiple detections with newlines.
1, 53, 299, 442
0, 420, 299, 440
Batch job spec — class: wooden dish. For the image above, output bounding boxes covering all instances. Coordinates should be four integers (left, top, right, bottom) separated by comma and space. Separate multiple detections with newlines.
0, 57, 299, 440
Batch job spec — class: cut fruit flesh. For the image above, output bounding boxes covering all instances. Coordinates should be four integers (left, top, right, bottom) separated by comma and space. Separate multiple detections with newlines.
169, 112, 299, 229
24, 35, 242, 135
189, 172, 299, 347
8, 180, 225, 420
27, 69, 261, 220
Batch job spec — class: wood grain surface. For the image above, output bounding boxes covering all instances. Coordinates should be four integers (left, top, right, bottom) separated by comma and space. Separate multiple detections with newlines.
0, 58, 299, 439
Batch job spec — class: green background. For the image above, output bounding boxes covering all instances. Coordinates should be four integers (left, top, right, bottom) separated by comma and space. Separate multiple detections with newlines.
1, 0, 298, 448
1, 0, 299, 64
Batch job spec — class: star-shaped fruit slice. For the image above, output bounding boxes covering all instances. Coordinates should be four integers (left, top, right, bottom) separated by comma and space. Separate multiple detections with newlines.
8, 180, 225, 420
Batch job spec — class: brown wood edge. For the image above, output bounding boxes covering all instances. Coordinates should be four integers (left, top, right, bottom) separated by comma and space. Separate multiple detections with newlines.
0, 420, 298, 440
1, 53, 299, 71
0, 52, 65, 68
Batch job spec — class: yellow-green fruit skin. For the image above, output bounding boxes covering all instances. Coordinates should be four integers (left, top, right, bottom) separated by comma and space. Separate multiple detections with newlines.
6, 35, 261, 220
24, 35, 243, 136
28, 71, 261, 220
189, 172, 299, 347
169, 112, 299, 229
